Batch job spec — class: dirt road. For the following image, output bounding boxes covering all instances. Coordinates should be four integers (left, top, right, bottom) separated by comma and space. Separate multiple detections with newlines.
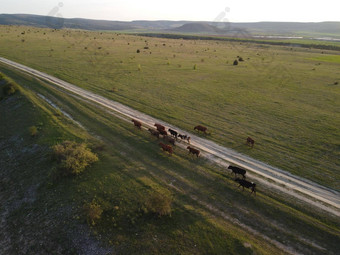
1, 57, 339, 216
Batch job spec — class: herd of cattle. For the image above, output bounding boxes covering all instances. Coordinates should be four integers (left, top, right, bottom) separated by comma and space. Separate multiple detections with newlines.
131, 119, 256, 195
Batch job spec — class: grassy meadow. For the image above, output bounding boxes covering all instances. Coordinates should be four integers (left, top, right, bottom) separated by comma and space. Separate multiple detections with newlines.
1, 67, 340, 254
0, 25, 339, 192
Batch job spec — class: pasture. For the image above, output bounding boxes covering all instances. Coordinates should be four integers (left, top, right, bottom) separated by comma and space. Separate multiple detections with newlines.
1, 67, 339, 254
0, 25, 339, 192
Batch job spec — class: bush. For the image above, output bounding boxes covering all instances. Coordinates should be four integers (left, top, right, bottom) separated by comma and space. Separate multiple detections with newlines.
145, 192, 172, 217
233, 60, 238, 65
84, 200, 103, 226
29, 126, 38, 137
52, 141, 98, 175
2, 82, 18, 96
136, 49, 140, 53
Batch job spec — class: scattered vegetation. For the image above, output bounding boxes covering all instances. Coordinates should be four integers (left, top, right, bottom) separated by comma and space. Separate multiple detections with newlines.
29, 125, 38, 137
84, 199, 103, 226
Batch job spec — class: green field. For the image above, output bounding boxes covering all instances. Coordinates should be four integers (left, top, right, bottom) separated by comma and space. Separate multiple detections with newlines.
1, 67, 340, 254
1, 25, 339, 190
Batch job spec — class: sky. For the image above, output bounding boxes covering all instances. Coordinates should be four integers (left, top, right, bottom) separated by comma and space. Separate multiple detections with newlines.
1, 0, 339, 22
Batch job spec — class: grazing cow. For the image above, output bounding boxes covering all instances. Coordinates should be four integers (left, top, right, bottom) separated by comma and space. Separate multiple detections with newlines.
228, 165, 246, 179
159, 142, 172, 155
163, 135, 175, 146
159, 129, 168, 136
154, 123, 165, 131
246, 137, 255, 148
131, 119, 142, 129
178, 134, 191, 143
194, 125, 207, 134
148, 128, 160, 139
235, 178, 256, 195
168, 128, 178, 139
187, 146, 200, 157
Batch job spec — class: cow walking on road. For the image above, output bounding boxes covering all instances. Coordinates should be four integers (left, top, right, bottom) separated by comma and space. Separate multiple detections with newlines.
228, 165, 246, 179
187, 146, 200, 157
235, 178, 256, 195
159, 142, 173, 155
131, 119, 142, 129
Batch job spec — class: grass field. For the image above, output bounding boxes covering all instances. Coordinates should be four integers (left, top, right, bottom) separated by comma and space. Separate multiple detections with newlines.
0, 25, 339, 193
1, 67, 340, 254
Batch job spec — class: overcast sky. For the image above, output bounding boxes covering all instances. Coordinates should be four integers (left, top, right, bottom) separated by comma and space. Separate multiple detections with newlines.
1, 0, 339, 22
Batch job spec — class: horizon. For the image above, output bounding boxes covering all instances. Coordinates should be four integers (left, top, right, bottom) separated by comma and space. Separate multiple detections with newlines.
1, 0, 340, 23
1, 13, 339, 24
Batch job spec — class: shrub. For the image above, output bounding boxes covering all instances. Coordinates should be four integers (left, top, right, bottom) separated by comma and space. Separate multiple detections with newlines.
233, 60, 238, 66
193, 64, 197, 70
2, 82, 18, 96
145, 192, 172, 217
84, 200, 103, 226
136, 49, 140, 53
52, 141, 98, 176
29, 126, 38, 137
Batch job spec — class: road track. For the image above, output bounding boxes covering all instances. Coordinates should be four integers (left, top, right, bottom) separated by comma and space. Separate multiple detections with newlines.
1, 56, 339, 216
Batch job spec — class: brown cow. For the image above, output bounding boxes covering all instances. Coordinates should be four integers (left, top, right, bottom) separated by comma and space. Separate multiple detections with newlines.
148, 128, 160, 138
194, 125, 207, 134
163, 135, 175, 146
154, 123, 165, 131
187, 146, 200, 157
246, 137, 255, 148
159, 129, 168, 136
131, 119, 142, 129
159, 142, 172, 155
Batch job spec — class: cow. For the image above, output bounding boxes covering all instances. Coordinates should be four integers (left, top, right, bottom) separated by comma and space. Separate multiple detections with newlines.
178, 134, 191, 143
154, 123, 165, 131
159, 129, 168, 136
163, 135, 175, 146
194, 125, 207, 134
168, 128, 178, 139
187, 146, 200, 157
246, 137, 255, 148
234, 178, 256, 195
228, 165, 246, 179
148, 128, 160, 139
131, 119, 142, 129
159, 142, 172, 155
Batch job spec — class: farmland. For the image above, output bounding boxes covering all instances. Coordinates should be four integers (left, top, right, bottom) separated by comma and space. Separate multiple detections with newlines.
0, 24, 340, 254
0, 67, 339, 254
0, 25, 339, 190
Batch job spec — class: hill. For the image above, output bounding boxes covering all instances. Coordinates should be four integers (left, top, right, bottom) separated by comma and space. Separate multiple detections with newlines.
0, 13, 135, 30
169, 22, 225, 33
1, 14, 340, 38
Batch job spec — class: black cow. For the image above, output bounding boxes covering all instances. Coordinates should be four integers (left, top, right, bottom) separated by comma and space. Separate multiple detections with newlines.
228, 165, 246, 179
178, 134, 191, 143
168, 128, 178, 139
235, 178, 256, 195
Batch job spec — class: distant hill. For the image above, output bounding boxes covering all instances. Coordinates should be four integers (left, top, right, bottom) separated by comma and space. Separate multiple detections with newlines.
0, 14, 339, 38
169, 23, 225, 33
0, 14, 135, 30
